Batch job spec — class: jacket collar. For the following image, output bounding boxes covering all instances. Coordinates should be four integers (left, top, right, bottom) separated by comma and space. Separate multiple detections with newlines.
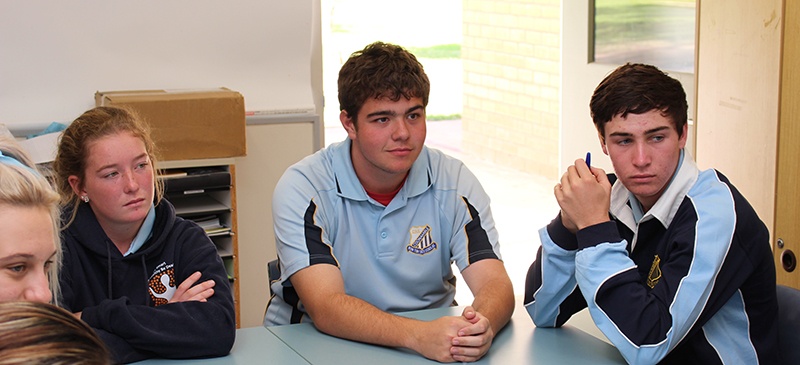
64, 199, 174, 259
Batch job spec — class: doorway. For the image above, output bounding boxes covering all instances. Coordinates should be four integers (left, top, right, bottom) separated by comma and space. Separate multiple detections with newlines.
319, 0, 558, 304
562, 1, 697, 174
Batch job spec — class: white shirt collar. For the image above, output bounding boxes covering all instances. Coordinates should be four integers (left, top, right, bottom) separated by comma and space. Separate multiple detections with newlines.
611, 149, 699, 233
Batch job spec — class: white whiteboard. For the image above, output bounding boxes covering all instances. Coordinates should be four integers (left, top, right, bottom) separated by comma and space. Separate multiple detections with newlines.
0, 0, 315, 133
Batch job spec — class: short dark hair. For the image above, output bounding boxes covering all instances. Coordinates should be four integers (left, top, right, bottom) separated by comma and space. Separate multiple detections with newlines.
590, 63, 688, 138
337, 42, 430, 122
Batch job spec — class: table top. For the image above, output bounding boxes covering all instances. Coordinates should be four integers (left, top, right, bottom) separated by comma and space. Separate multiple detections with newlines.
269, 304, 624, 364
133, 326, 310, 365
136, 303, 624, 364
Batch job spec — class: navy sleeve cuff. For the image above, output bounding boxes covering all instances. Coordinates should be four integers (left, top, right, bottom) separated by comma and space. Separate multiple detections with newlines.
546, 213, 578, 251
576, 221, 622, 250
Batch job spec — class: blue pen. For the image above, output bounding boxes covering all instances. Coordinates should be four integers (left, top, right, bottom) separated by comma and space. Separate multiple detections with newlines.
585, 152, 591, 170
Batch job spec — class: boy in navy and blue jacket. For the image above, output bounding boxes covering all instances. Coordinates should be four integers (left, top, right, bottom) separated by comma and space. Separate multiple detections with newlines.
524, 63, 778, 364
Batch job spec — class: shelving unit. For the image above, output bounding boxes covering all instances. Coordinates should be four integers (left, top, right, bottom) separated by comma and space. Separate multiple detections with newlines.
158, 158, 240, 328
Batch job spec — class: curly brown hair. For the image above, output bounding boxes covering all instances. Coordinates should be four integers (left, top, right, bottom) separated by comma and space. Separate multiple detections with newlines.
338, 41, 430, 125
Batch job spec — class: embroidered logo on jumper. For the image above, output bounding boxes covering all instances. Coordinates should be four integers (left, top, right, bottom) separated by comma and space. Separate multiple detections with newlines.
407, 225, 437, 255
148, 262, 176, 306
647, 255, 662, 289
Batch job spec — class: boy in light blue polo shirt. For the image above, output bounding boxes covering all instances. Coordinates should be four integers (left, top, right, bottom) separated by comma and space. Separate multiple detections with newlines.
264, 41, 514, 363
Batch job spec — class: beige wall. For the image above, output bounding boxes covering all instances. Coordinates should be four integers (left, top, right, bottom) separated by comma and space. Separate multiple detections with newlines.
462, 0, 561, 178
695, 0, 782, 234
235, 117, 322, 328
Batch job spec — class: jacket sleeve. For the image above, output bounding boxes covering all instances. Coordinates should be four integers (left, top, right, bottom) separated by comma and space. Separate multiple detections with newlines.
94, 329, 149, 363
523, 214, 587, 327
78, 225, 236, 363
572, 201, 744, 365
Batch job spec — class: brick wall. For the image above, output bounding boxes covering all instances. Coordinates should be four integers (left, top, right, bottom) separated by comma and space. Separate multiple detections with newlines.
462, 0, 561, 178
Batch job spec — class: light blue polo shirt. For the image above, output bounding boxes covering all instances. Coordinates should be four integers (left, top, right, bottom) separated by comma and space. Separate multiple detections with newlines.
124, 203, 155, 256
264, 138, 502, 326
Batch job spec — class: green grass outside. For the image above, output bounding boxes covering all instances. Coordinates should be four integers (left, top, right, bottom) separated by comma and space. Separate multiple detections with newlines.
331, 24, 350, 33
427, 113, 461, 121
408, 44, 461, 59
327, 24, 461, 60
594, 0, 695, 44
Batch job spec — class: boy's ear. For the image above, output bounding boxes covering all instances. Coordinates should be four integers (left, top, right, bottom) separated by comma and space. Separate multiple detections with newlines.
598, 132, 609, 155
340, 110, 357, 139
678, 122, 688, 149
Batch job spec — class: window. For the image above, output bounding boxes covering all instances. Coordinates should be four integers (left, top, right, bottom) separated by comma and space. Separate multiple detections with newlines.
592, 0, 696, 73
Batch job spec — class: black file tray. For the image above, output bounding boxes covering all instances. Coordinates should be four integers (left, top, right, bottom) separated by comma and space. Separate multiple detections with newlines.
162, 166, 231, 195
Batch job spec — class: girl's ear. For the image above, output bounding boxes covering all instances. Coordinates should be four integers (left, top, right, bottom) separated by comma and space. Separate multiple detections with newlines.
68, 175, 84, 196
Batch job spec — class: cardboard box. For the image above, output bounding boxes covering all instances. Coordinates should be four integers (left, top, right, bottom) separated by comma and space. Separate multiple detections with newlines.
95, 88, 246, 161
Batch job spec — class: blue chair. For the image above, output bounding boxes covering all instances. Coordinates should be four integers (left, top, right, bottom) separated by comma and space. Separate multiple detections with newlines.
777, 284, 800, 365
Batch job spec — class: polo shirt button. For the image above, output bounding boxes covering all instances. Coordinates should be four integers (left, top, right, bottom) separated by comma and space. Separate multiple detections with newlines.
381, 232, 387, 239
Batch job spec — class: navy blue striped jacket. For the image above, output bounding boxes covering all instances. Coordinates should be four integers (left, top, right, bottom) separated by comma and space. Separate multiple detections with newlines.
524, 155, 777, 364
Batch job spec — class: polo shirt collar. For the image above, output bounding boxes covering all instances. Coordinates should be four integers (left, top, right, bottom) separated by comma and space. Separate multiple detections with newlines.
332, 138, 432, 201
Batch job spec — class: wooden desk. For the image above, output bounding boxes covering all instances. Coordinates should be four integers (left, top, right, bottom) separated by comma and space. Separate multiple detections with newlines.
136, 303, 624, 364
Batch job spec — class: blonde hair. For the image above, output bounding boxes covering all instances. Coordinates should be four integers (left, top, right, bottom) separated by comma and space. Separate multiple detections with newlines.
0, 136, 61, 304
53, 106, 164, 227
0, 301, 112, 364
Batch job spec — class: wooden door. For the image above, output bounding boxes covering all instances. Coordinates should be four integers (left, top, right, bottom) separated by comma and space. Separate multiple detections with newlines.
775, 0, 800, 288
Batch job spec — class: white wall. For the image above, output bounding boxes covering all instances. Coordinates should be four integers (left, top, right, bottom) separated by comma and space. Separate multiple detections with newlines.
561, 1, 616, 173
0, 0, 325, 327
0, 0, 319, 133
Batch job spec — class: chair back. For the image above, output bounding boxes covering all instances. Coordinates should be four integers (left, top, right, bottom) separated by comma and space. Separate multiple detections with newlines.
267, 259, 281, 296
263, 259, 281, 317
777, 284, 800, 365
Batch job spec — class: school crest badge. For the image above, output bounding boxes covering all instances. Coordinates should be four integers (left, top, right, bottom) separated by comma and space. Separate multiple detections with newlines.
647, 255, 662, 289
407, 225, 437, 255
